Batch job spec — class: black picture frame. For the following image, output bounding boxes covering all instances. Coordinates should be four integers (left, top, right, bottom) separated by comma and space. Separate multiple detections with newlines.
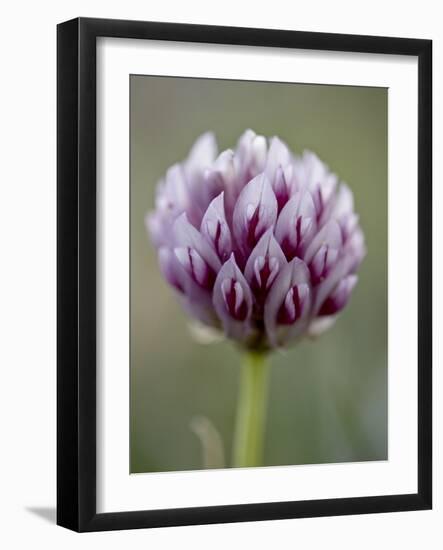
57, 17, 432, 532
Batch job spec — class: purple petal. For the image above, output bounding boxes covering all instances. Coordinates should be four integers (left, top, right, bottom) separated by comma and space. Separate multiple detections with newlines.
304, 219, 342, 265
283, 162, 298, 194
204, 149, 235, 197
158, 247, 186, 293
212, 254, 253, 340
265, 136, 291, 179
295, 151, 338, 222
273, 166, 290, 211
207, 150, 239, 227
200, 192, 232, 263
174, 247, 215, 289
331, 184, 360, 242
185, 132, 218, 178
346, 226, 366, 271
276, 283, 310, 325
300, 151, 337, 195
318, 274, 358, 316
244, 228, 287, 295
154, 164, 191, 222
232, 173, 278, 260
201, 169, 224, 203
159, 247, 216, 323
145, 212, 168, 249
264, 258, 311, 347
340, 213, 360, 242
309, 245, 339, 285
173, 213, 221, 273
180, 133, 219, 226
213, 149, 236, 177
275, 191, 316, 260
312, 252, 356, 315
265, 138, 292, 211
235, 129, 267, 174
332, 183, 354, 219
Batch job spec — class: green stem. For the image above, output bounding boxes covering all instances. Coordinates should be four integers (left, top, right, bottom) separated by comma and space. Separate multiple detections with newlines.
232, 351, 270, 468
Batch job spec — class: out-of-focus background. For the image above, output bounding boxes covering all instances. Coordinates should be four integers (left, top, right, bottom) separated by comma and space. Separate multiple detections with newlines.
130, 75, 387, 473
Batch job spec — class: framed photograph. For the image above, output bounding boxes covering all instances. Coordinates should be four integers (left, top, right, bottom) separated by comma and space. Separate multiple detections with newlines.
57, 17, 432, 531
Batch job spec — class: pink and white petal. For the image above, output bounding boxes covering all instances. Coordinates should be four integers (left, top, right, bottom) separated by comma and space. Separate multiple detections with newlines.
236, 130, 266, 164
312, 252, 356, 315
250, 134, 267, 173
346, 226, 367, 271
232, 173, 278, 259
212, 255, 253, 340
304, 219, 343, 264
154, 165, 190, 221
145, 211, 171, 249
273, 166, 290, 210
318, 274, 358, 316
302, 151, 335, 194
264, 258, 310, 347
200, 192, 232, 262
265, 136, 291, 178
159, 245, 215, 313
332, 182, 354, 219
174, 247, 215, 289
173, 213, 221, 273
244, 228, 287, 290
277, 289, 312, 346
235, 129, 256, 157
274, 191, 316, 257
158, 247, 186, 293
185, 132, 218, 178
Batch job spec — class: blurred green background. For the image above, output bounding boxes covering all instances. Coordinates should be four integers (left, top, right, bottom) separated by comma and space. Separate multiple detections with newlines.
130, 76, 387, 473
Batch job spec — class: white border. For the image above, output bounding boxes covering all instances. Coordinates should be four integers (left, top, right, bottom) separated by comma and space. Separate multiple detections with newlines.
97, 38, 418, 513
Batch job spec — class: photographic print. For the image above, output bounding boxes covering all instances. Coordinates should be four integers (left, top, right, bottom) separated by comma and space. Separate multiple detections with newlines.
130, 75, 388, 473
57, 18, 431, 531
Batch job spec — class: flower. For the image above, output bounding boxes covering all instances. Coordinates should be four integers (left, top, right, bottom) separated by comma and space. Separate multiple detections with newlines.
146, 130, 365, 351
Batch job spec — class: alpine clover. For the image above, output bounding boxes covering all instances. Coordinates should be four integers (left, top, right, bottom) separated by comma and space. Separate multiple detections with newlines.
147, 130, 365, 351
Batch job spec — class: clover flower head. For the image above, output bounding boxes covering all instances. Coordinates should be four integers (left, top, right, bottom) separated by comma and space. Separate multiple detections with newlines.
147, 130, 365, 350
